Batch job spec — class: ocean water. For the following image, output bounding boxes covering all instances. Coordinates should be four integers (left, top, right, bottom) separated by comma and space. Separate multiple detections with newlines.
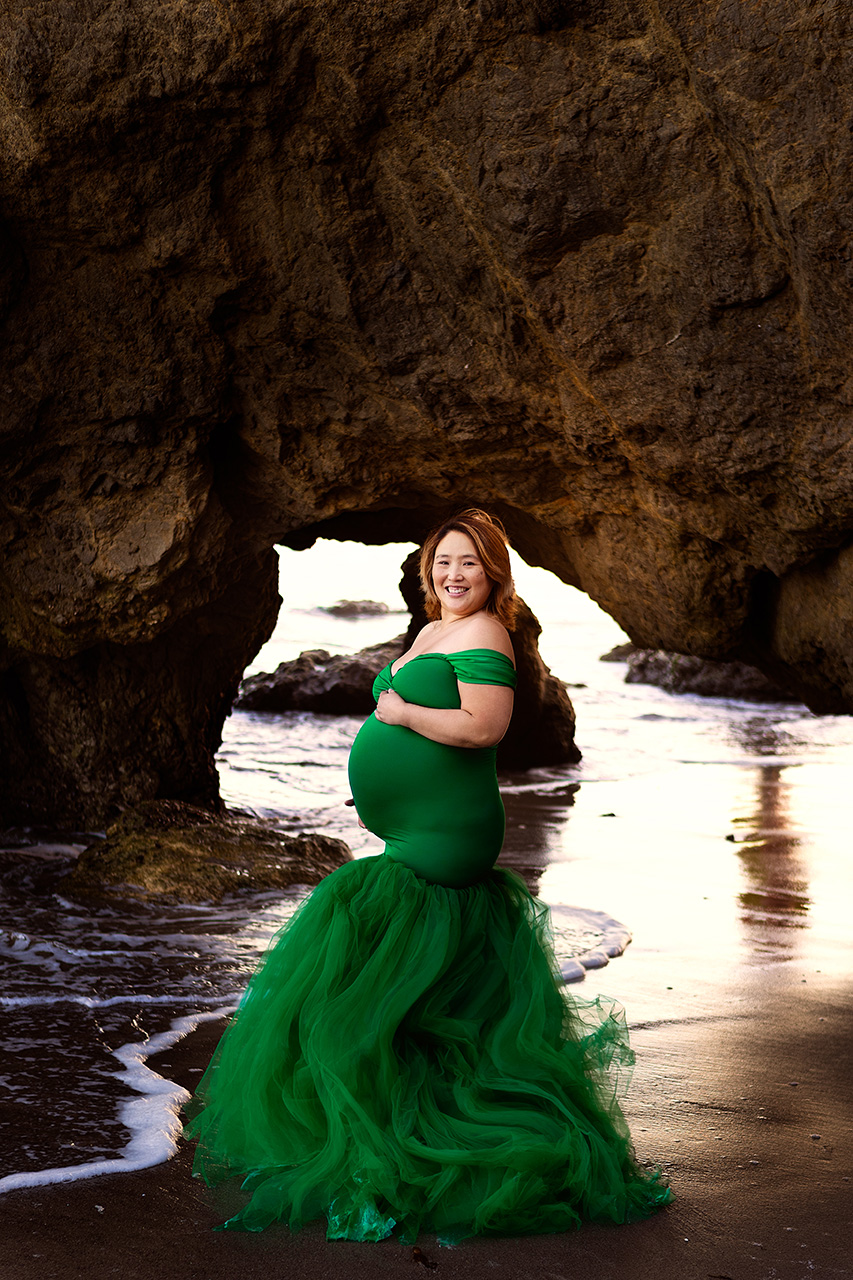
2, 540, 852, 1194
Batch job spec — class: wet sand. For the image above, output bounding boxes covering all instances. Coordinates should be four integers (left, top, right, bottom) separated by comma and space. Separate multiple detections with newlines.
3, 939, 851, 1280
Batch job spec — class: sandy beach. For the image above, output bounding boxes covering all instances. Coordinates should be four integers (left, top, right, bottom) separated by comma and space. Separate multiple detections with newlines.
3, 928, 850, 1280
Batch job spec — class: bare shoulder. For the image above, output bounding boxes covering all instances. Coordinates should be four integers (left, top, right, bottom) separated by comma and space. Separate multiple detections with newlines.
457, 614, 515, 665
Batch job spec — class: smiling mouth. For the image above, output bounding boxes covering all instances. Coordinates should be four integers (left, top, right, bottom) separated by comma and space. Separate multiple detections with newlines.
444, 586, 468, 595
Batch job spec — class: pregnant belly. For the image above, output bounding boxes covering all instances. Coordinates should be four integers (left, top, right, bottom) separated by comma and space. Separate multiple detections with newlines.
348, 716, 505, 888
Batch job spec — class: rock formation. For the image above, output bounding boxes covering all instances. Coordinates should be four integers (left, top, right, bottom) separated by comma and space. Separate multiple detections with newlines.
66, 800, 352, 904
500, 598, 581, 767
318, 601, 392, 618
2, 1, 852, 825
621, 650, 798, 704
236, 636, 407, 715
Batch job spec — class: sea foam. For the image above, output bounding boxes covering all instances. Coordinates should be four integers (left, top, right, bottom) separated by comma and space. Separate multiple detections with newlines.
0, 1004, 235, 1194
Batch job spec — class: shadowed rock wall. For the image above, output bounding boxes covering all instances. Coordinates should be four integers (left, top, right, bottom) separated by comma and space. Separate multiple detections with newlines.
1, 0, 852, 824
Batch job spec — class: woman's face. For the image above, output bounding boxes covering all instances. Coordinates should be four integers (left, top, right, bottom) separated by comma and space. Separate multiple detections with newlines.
432, 530, 492, 620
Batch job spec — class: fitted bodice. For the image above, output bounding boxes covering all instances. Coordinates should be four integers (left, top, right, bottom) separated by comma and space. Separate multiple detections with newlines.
347, 649, 516, 887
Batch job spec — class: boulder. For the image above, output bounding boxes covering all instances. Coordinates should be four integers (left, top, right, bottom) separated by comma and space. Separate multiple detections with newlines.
66, 800, 352, 904
599, 643, 637, 664
318, 600, 392, 618
624, 650, 801, 704
501, 599, 581, 769
235, 636, 406, 714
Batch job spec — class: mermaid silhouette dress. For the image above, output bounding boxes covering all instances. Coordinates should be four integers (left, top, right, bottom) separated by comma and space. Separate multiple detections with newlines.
183, 649, 670, 1240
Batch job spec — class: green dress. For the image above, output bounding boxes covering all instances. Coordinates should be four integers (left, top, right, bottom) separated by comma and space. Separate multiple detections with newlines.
183, 648, 670, 1241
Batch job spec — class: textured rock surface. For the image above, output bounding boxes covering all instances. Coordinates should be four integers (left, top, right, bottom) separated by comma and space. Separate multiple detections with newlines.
319, 601, 393, 618
66, 800, 352, 903
501, 599, 581, 768
236, 636, 406, 714
622, 649, 798, 703
2, 0, 852, 823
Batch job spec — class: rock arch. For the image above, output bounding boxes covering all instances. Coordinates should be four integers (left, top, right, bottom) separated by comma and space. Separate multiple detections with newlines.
1, 0, 852, 825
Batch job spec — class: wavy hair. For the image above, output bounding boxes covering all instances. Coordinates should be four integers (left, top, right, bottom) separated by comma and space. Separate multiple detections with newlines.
419, 508, 517, 628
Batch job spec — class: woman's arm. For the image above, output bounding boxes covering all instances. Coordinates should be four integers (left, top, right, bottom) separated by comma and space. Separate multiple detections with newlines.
374, 683, 514, 748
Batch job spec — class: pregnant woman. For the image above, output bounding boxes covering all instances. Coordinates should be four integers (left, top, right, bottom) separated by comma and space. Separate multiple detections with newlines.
184, 508, 670, 1242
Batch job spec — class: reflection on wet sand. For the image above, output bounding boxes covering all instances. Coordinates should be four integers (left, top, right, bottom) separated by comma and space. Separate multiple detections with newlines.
499, 774, 580, 892
728, 717, 812, 957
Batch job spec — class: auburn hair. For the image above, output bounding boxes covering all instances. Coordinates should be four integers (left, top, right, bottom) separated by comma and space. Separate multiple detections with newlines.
419, 508, 517, 628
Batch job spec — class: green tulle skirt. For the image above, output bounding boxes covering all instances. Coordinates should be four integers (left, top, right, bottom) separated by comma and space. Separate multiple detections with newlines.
183, 855, 670, 1241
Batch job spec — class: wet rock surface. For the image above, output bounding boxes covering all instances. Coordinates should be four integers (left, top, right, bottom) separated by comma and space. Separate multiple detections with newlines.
66, 801, 352, 904
318, 601, 393, 618
2, 0, 852, 823
620, 649, 801, 704
236, 636, 406, 715
501, 600, 581, 768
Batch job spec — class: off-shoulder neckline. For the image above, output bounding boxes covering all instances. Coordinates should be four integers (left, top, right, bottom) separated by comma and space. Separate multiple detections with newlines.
389, 647, 516, 677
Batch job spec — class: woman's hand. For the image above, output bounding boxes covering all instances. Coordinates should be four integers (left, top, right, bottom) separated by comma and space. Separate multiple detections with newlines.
374, 682, 513, 749
374, 688, 410, 727
378, 681, 514, 749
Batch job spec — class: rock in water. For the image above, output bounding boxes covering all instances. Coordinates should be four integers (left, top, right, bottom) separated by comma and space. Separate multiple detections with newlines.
1, 1, 852, 825
318, 600, 391, 618
500, 599, 581, 769
236, 637, 406, 714
600, 644, 637, 664
624, 650, 801, 704
66, 801, 352, 904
